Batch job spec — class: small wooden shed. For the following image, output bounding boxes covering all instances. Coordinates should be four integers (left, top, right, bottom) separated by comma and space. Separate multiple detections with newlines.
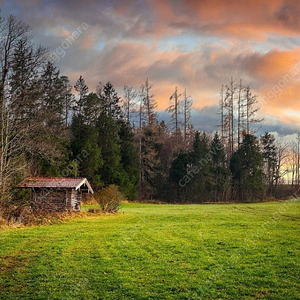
18, 177, 94, 212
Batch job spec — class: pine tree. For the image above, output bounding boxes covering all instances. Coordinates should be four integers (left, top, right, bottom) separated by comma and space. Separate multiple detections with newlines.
97, 81, 123, 119
36, 61, 69, 175
71, 114, 103, 187
60, 75, 74, 128
139, 122, 161, 199
210, 132, 229, 202
230, 134, 265, 201
118, 120, 140, 199
189, 131, 212, 202
74, 75, 89, 114
260, 132, 277, 195
81, 92, 102, 125
169, 151, 190, 202
96, 113, 122, 185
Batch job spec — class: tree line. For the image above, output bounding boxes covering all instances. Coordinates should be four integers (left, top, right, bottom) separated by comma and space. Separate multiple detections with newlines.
0, 12, 298, 217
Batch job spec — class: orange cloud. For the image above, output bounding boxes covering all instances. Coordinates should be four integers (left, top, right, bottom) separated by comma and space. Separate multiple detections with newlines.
251, 49, 300, 81
152, 0, 300, 39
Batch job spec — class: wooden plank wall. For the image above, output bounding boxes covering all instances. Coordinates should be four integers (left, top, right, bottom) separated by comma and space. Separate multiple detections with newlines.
32, 189, 68, 211
31, 188, 82, 212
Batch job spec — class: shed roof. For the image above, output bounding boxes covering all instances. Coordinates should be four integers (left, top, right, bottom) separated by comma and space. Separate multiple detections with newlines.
18, 177, 94, 194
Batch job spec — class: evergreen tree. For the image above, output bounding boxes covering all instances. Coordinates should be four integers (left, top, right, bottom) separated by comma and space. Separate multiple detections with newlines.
71, 114, 103, 186
210, 132, 229, 202
260, 132, 277, 195
40, 61, 64, 125
97, 81, 123, 119
74, 75, 89, 114
96, 113, 122, 186
81, 92, 102, 125
230, 134, 265, 201
169, 151, 190, 202
139, 122, 161, 199
9, 38, 37, 121
189, 131, 212, 202
36, 61, 69, 175
118, 120, 140, 199
60, 75, 74, 128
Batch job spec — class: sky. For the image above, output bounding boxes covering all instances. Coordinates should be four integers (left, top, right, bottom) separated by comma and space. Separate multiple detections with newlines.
1, 0, 300, 140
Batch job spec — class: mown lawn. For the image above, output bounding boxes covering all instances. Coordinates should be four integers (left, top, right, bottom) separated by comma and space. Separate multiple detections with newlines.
0, 200, 299, 299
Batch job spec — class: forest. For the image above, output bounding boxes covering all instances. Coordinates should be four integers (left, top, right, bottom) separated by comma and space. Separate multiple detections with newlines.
0, 12, 299, 219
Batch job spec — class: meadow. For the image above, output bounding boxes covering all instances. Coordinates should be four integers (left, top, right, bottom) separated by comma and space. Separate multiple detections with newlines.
0, 200, 299, 299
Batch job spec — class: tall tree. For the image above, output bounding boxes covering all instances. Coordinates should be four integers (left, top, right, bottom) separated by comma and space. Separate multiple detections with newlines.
245, 84, 263, 134
189, 131, 213, 202
274, 139, 289, 187
0, 12, 51, 207
71, 114, 103, 187
139, 77, 157, 126
226, 77, 236, 158
74, 75, 88, 114
123, 85, 137, 125
136, 78, 159, 198
260, 132, 277, 195
0, 12, 75, 214
0, 14, 31, 106
210, 132, 229, 202
169, 151, 190, 202
139, 122, 161, 199
219, 78, 262, 159
182, 88, 193, 143
60, 75, 74, 128
118, 120, 140, 199
166, 86, 181, 140
35, 61, 69, 175
237, 79, 246, 147
230, 134, 265, 201
97, 81, 123, 119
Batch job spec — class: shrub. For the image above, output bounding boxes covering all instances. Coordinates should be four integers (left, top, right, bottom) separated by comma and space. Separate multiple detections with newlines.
94, 185, 125, 213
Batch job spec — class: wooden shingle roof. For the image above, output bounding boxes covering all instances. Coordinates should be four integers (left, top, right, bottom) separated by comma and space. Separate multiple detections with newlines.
18, 177, 94, 194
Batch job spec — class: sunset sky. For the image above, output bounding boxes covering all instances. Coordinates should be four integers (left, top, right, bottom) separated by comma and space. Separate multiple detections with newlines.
1, 0, 300, 139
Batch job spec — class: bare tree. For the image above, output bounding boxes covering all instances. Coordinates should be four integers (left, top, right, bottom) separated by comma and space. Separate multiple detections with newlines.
221, 77, 236, 159
166, 86, 181, 141
139, 77, 157, 126
289, 134, 300, 186
0, 14, 31, 107
0, 12, 66, 212
237, 79, 247, 147
274, 140, 289, 186
182, 88, 193, 142
219, 77, 263, 159
245, 84, 263, 135
0, 14, 34, 207
123, 85, 137, 125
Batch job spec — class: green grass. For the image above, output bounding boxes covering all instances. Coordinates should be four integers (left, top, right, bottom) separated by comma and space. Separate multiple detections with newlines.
0, 200, 299, 299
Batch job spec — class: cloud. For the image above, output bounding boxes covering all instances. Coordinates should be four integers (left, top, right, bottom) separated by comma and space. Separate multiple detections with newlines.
1, 0, 300, 135
154, 0, 300, 39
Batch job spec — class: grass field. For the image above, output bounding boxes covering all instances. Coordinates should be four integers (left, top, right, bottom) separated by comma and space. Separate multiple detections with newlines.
0, 200, 299, 299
